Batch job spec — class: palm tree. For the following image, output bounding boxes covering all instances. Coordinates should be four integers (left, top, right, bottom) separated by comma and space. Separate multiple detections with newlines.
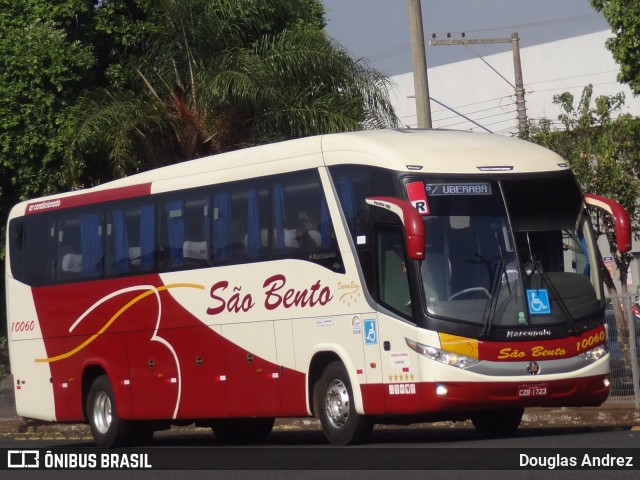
68, 0, 398, 183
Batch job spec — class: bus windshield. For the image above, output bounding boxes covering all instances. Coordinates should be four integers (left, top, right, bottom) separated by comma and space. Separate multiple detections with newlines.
414, 173, 602, 331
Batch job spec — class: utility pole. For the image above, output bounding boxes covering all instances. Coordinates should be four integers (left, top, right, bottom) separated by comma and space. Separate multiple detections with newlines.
431, 32, 527, 131
510, 33, 527, 131
407, 0, 432, 128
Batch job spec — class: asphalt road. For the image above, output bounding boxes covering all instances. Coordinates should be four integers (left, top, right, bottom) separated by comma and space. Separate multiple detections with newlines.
1, 427, 639, 480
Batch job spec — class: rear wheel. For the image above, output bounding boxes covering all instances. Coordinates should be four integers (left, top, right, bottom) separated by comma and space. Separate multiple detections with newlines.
87, 375, 131, 448
314, 361, 373, 445
211, 417, 275, 444
471, 408, 524, 437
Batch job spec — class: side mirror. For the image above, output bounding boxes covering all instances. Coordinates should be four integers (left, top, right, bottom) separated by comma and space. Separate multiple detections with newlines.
584, 194, 632, 253
365, 196, 425, 260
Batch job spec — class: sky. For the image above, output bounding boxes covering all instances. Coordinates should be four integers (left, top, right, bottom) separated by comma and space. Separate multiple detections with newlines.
321, 0, 611, 76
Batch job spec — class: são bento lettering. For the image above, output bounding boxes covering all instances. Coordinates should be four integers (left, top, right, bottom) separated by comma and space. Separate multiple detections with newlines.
207, 274, 333, 315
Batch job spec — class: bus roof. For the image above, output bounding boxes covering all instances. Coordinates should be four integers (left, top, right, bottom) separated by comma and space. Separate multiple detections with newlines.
320, 129, 568, 174
11, 129, 569, 217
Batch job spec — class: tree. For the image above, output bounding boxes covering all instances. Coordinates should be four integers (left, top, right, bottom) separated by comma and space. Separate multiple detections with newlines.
590, 0, 640, 95
66, 0, 398, 184
0, 0, 162, 221
0, 0, 171, 371
522, 84, 640, 374
0, 0, 398, 364
0, 2, 93, 205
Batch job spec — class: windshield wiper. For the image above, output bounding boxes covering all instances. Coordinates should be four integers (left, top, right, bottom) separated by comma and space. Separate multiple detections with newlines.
529, 261, 578, 335
523, 232, 578, 335
480, 233, 511, 338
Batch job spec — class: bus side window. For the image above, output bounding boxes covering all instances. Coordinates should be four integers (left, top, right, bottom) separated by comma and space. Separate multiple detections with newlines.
107, 203, 155, 276
159, 193, 212, 270
58, 211, 104, 281
271, 170, 335, 258
213, 182, 268, 264
163, 199, 186, 269
58, 216, 81, 279
9, 216, 56, 286
183, 195, 211, 267
329, 165, 397, 243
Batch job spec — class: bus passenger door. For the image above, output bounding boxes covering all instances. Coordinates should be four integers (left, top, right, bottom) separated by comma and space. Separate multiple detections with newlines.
375, 227, 423, 414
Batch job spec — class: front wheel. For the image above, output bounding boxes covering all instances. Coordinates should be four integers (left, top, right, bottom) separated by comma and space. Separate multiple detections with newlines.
471, 408, 524, 437
314, 361, 373, 446
86, 375, 131, 448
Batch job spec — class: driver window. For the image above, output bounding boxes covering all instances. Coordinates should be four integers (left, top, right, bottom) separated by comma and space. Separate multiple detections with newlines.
377, 228, 412, 318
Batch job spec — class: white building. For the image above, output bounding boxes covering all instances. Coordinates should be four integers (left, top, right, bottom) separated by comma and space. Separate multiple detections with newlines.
392, 30, 640, 134
391, 30, 640, 292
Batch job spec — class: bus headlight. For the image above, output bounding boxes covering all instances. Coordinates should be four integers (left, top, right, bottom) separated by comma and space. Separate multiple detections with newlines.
405, 338, 479, 369
579, 344, 608, 362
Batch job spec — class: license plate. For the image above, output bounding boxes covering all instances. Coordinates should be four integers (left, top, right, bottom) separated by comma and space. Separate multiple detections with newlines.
518, 384, 549, 397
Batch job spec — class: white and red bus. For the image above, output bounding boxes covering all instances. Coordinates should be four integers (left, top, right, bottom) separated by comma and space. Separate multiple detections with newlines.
5, 129, 631, 447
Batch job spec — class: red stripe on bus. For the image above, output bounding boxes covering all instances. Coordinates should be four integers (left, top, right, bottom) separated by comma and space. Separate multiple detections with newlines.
25, 183, 152, 215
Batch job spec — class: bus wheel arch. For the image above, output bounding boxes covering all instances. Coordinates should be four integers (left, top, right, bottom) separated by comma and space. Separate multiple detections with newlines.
85, 374, 132, 448
82, 368, 155, 447
310, 358, 373, 445
81, 365, 107, 419
307, 351, 342, 416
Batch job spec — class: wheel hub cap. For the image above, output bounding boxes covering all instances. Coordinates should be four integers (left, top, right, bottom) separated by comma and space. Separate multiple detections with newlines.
325, 379, 350, 428
93, 391, 112, 434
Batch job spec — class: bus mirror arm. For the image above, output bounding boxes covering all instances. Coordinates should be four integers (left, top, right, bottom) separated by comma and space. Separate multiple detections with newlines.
365, 196, 425, 261
584, 194, 632, 254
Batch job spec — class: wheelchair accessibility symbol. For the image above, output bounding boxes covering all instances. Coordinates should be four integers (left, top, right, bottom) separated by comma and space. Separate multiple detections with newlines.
364, 319, 378, 345
527, 289, 551, 315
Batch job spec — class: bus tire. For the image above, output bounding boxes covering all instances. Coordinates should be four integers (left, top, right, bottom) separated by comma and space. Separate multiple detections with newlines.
314, 361, 373, 446
211, 417, 275, 444
471, 408, 524, 437
87, 375, 131, 448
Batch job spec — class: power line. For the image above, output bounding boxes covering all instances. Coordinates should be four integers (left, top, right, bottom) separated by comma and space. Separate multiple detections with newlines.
433, 103, 514, 122
436, 108, 517, 130
525, 70, 619, 86
528, 80, 620, 95
431, 14, 603, 38
367, 14, 604, 63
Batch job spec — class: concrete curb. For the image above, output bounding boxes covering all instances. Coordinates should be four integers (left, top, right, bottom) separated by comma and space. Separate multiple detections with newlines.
0, 405, 638, 439
2, 374, 639, 439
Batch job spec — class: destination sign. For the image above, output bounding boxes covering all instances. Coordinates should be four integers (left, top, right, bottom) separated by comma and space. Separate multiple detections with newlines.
425, 183, 492, 196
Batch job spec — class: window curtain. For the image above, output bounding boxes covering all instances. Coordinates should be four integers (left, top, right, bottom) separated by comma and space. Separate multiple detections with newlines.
320, 199, 331, 250
203, 197, 211, 259
166, 199, 185, 267
214, 192, 231, 261
80, 213, 102, 278
112, 208, 129, 274
247, 188, 260, 258
139, 204, 155, 271
274, 184, 286, 255
339, 176, 356, 234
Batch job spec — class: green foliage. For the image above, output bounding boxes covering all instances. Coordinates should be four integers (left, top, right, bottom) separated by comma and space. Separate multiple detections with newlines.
522, 85, 640, 291
66, 0, 398, 183
0, 18, 93, 195
0, 0, 172, 347
0, 0, 397, 345
590, 0, 640, 95
0, 5, 97, 348
0, 0, 161, 202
